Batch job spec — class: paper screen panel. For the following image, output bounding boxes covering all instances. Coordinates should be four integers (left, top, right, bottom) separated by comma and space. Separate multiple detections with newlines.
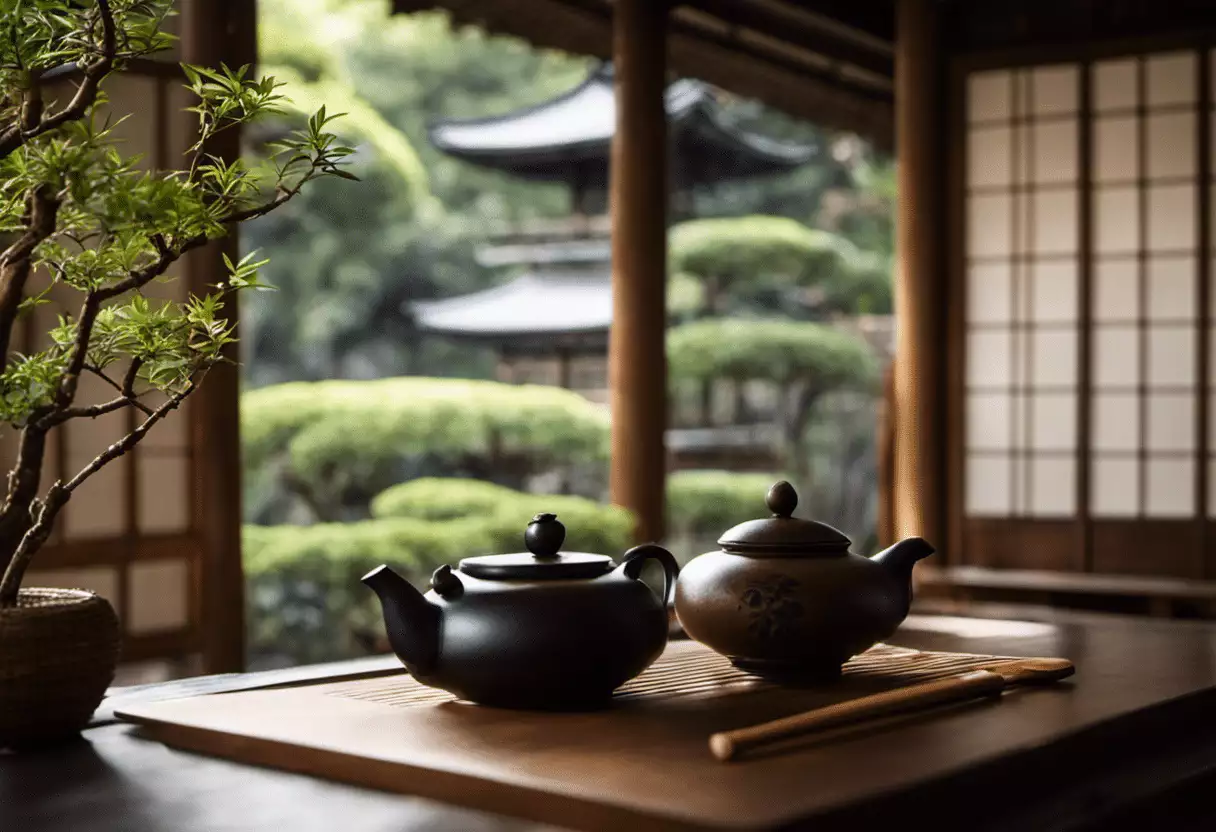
1028, 261, 1078, 323
139, 454, 192, 535
968, 262, 1014, 323
1093, 393, 1141, 452
1146, 394, 1196, 452
1147, 111, 1196, 179
1145, 459, 1195, 516
1086, 51, 1204, 521
1093, 259, 1139, 322
968, 126, 1012, 187
1094, 59, 1138, 112
963, 64, 1082, 522
1094, 116, 1139, 182
1095, 187, 1140, 254
1147, 184, 1197, 252
966, 456, 1013, 516
1146, 257, 1196, 322
967, 70, 1012, 123
1146, 52, 1196, 107
1028, 457, 1076, 517
1091, 458, 1140, 516
127, 559, 190, 635
1032, 120, 1078, 183
1031, 65, 1079, 115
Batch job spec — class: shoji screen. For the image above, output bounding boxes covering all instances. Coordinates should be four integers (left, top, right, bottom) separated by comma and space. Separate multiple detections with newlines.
962, 63, 1084, 569
1089, 52, 1202, 575
957, 45, 1215, 579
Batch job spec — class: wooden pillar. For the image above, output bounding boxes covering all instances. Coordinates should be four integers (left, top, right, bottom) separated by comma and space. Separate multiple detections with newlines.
609, 0, 669, 543
892, 0, 945, 546
558, 347, 573, 390
182, 0, 252, 673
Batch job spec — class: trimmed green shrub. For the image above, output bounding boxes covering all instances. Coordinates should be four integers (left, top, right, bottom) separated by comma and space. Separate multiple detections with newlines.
246, 479, 633, 666
667, 319, 878, 387
666, 470, 786, 535
244, 517, 484, 666
669, 215, 852, 291
370, 477, 526, 522
242, 377, 610, 522
370, 478, 634, 554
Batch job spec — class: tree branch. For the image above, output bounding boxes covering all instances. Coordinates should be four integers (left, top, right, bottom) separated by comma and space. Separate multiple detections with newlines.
38, 394, 138, 430
0, 0, 117, 161
85, 364, 154, 416
0, 426, 49, 583
0, 185, 61, 369
0, 381, 191, 605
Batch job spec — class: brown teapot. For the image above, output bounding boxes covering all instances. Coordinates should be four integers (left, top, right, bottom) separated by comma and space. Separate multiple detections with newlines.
363, 512, 678, 710
675, 481, 934, 679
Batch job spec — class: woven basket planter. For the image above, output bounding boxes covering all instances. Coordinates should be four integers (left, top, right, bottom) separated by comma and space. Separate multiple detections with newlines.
0, 588, 121, 749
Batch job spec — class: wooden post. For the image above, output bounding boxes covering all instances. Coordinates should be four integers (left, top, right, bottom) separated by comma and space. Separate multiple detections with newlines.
610, 0, 669, 543
876, 363, 896, 548
558, 347, 573, 390
182, 0, 252, 673
892, 0, 944, 546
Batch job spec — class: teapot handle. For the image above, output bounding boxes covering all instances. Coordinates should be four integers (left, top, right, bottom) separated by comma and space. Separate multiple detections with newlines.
620, 544, 680, 606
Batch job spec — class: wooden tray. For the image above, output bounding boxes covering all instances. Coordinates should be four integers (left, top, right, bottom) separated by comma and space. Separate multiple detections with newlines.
118, 641, 1072, 831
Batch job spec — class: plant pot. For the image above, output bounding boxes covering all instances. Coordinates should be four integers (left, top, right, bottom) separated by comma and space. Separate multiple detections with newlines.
0, 588, 121, 749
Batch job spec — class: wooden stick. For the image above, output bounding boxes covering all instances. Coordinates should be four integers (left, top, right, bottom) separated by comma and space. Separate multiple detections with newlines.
709, 658, 1074, 762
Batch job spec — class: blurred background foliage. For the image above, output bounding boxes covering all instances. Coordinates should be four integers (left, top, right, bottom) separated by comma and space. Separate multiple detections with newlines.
240, 0, 895, 666
243, 0, 893, 387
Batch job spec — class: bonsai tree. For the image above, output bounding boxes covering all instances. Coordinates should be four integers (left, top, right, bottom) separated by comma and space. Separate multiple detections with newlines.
0, 1, 353, 605
667, 319, 877, 479
668, 215, 855, 318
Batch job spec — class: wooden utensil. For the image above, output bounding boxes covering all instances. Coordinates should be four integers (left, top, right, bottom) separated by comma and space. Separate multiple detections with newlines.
709, 657, 1075, 762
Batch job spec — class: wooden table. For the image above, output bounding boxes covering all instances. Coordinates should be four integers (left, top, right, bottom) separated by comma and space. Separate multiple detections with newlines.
6, 606, 1216, 831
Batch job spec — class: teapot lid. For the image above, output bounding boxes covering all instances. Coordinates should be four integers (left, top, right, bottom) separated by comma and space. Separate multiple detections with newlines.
717, 481, 851, 556
458, 513, 615, 580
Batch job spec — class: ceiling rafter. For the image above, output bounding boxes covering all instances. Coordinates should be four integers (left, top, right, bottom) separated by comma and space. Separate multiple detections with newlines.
391, 0, 894, 144
678, 0, 893, 78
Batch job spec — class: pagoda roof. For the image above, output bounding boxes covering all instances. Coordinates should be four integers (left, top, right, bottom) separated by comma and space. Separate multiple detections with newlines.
428, 65, 815, 185
412, 269, 612, 352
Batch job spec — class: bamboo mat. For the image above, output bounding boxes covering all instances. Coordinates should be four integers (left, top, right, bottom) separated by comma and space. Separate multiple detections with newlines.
326, 641, 1023, 708
118, 640, 1072, 832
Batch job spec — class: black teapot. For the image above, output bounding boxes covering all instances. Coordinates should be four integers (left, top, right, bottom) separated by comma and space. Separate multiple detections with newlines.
675, 481, 935, 679
363, 512, 678, 710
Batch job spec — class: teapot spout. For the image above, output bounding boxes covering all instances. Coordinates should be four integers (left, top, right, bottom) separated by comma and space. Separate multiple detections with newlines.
362, 565, 440, 676
870, 537, 936, 614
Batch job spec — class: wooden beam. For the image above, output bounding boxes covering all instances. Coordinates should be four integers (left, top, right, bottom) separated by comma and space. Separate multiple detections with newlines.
393, 0, 893, 146
679, 0, 894, 78
609, 0, 669, 543
181, 0, 251, 674
892, 0, 944, 546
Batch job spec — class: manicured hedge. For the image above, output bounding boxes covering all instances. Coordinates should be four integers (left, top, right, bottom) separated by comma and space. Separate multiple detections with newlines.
242, 377, 611, 520
666, 470, 786, 535
246, 479, 633, 666
669, 215, 851, 290
667, 318, 878, 387
370, 477, 634, 554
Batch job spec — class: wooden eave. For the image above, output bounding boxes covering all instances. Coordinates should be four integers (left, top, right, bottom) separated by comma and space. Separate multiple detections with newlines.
391, 0, 895, 148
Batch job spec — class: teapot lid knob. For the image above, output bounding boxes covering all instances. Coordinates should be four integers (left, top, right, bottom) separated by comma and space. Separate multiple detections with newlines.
766, 481, 798, 518
525, 512, 565, 560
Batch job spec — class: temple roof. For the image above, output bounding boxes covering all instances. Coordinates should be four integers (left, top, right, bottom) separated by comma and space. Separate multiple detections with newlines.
412, 269, 612, 352
428, 65, 816, 186
395, 0, 894, 147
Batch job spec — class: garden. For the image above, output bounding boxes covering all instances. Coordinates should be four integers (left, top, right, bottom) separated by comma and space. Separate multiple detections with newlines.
241, 0, 895, 668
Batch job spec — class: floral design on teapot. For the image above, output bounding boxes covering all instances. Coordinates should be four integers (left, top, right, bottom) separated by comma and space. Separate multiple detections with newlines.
739, 574, 804, 639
